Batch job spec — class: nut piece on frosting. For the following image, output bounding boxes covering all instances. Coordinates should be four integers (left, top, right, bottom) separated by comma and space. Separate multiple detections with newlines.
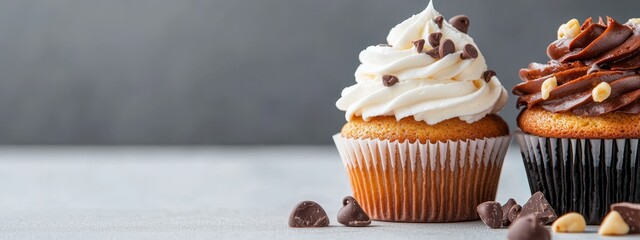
552, 212, 586, 233
598, 210, 630, 236
592, 82, 611, 102
557, 18, 581, 39
541, 77, 557, 100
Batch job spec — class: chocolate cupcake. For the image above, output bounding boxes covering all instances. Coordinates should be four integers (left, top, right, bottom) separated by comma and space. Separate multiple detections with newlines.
333, 1, 510, 222
513, 17, 640, 224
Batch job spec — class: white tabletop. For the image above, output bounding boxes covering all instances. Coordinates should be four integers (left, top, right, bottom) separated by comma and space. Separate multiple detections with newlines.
0, 145, 635, 239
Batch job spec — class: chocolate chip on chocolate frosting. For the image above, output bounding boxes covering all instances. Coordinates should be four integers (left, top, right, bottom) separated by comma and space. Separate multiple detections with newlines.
439, 39, 455, 57
434, 16, 444, 28
519, 191, 557, 224
382, 75, 399, 87
424, 48, 440, 59
449, 15, 470, 33
461, 44, 478, 59
587, 64, 603, 74
477, 201, 503, 229
337, 196, 371, 227
413, 39, 426, 53
288, 201, 330, 228
483, 70, 496, 83
611, 202, 640, 233
428, 32, 442, 47
508, 215, 551, 240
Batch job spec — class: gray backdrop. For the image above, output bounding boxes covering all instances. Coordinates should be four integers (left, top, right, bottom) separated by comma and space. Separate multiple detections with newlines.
1, 0, 638, 145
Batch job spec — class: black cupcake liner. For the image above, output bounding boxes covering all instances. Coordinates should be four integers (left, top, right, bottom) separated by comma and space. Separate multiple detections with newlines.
514, 131, 640, 225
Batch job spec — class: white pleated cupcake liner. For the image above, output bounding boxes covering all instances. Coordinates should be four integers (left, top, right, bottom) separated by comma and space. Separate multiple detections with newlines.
514, 130, 640, 224
333, 133, 511, 222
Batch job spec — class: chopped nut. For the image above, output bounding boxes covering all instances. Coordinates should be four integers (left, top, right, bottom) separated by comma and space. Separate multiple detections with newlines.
592, 82, 611, 102
541, 77, 557, 100
599, 211, 630, 236
557, 19, 581, 39
552, 212, 586, 233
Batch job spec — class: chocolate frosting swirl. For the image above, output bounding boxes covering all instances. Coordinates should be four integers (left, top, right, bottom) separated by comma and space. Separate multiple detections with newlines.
514, 17, 640, 116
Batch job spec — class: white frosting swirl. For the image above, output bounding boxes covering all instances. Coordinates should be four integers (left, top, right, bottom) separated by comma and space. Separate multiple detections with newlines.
336, 1, 507, 125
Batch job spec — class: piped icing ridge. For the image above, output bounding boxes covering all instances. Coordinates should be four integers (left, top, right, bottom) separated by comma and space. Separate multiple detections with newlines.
514, 17, 640, 116
336, 1, 507, 125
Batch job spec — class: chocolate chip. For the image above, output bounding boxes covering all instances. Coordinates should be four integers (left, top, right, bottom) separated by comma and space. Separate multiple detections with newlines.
382, 75, 399, 87
501, 199, 517, 220
412, 39, 426, 53
288, 201, 330, 228
508, 204, 523, 225
428, 32, 442, 47
424, 48, 440, 59
501, 198, 521, 226
460, 44, 478, 59
611, 202, 640, 233
508, 215, 551, 240
377, 44, 392, 47
434, 16, 444, 28
587, 64, 602, 74
482, 70, 496, 83
449, 15, 470, 33
477, 201, 503, 229
518, 191, 557, 225
337, 196, 371, 227
439, 39, 455, 57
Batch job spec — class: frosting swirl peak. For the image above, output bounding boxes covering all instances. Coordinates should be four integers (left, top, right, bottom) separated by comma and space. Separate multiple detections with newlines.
336, 1, 507, 125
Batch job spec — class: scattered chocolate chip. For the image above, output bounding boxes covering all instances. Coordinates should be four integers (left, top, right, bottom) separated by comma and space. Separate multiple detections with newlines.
377, 44, 392, 47
501, 199, 517, 223
482, 70, 496, 83
434, 16, 444, 28
460, 44, 478, 59
478, 201, 503, 229
508, 204, 523, 225
424, 48, 440, 59
439, 39, 455, 57
501, 198, 521, 226
337, 196, 371, 227
412, 39, 426, 53
382, 75, 399, 87
449, 15, 470, 33
428, 32, 442, 47
518, 191, 557, 225
508, 214, 551, 240
611, 202, 640, 233
288, 201, 330, 228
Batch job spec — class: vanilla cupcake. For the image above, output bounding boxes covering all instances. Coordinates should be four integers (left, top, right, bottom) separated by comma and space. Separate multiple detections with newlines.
333, 1, 510, 222
514, 17, 640, 224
